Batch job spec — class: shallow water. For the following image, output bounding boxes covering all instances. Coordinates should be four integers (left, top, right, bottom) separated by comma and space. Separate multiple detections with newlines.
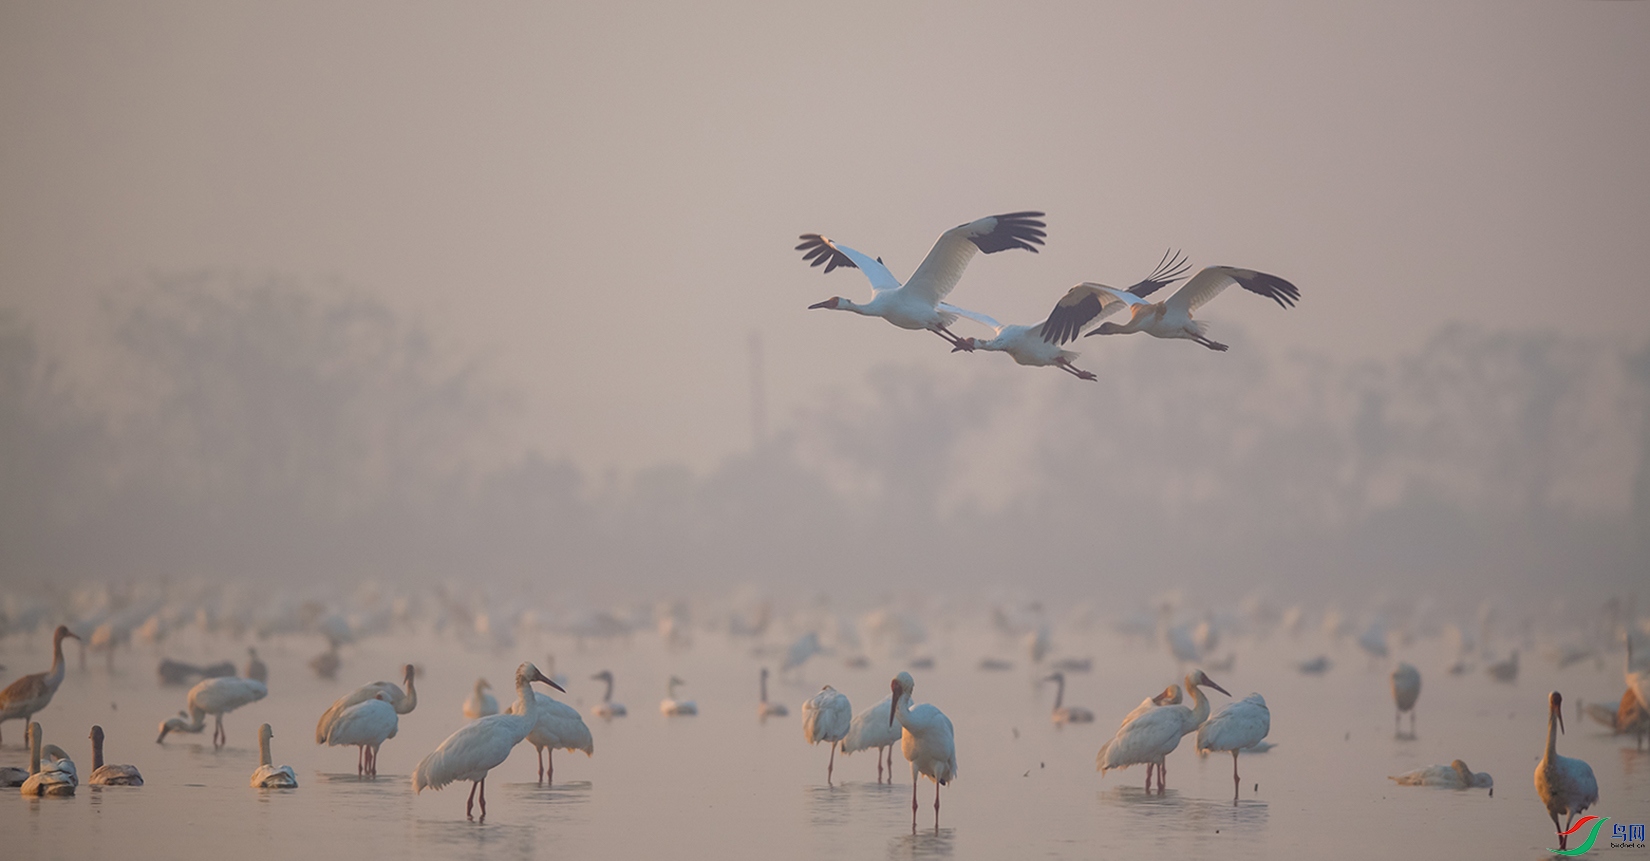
3, 624, 1646, 860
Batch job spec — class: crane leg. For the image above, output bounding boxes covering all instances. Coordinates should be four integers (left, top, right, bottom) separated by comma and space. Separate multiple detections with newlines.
1196, 336, 1229, 352
548, 749, 554, 785
1056, 360, 1096, 381
1144, 765, 1152, 791
478, 776, 487, 821
933, 326, 972, 351
934, 782, 941, 829
1158, 760, 1166, 793
466, 781, 478, 820
537, 748, 544, 782
1232, 751, 1241, 805
911, 775, 919, 831
876, 746, 884, 783
887, 746, 894, 782
827, 743, 837, 785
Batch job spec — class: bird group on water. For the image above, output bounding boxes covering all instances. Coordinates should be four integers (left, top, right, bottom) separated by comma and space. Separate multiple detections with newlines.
0, 602, 1641, 848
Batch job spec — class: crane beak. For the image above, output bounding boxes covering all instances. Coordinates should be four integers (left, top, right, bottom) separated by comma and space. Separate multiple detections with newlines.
530, 668, 565, 692
1557, 710, 1566, 735
1203, 677, 1231, 697
808, 298, 837, 310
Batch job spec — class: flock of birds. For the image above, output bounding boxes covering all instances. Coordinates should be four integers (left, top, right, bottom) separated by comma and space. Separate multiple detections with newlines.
797, 211, 1301, 379
2, 588, 1646, 844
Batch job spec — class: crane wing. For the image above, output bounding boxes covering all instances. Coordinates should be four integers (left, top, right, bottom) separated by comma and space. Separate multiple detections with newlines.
795, 234, 901, 292
1038, 283, 1145, 345
901, 211, 1045, 307
1167, 266, 1300, 315
938, 302, 1003, 333
1038, 251, 1190, 344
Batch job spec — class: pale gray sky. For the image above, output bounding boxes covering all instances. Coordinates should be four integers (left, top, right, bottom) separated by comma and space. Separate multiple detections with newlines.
3, 1, 1648, 471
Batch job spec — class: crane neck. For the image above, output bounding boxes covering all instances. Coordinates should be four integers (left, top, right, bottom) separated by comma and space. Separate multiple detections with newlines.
1184, 674, 1212, 727
513, 672, 539, 722
29, 723, 41, 774
399, 673, 418, 715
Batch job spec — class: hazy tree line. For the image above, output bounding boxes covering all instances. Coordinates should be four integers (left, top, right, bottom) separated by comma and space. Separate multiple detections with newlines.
3, 274, 1646, 607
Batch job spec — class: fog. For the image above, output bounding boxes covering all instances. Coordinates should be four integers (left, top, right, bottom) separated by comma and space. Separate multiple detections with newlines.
3, 274, 1644, 610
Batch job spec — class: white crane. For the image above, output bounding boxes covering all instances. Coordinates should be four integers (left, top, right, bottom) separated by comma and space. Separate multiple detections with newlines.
839, 694, 901, 783
1120, 684, 1182, 791
1097, 669, 1229, 793
798, 211, 1047, 350
1196, 692, 1270, 802
1390, 759, 1493, 794
802, 685, 852, 785
250, 723, 297, 788
413, 661, 562, 820
1535, 692, 1598, 851
508, 687, 593, 784
889, 672, 956, 831
779, 632, 824, 676
0, 625, 81, 744
1043, 672, 1095, 725
19, 722, 75, 796
157, 676, 268, 748
589, 670, 627, 720
1040, 265, 1300, 352
87, 725, 143, 785
660, 676, 697, 716
949, 251, 1191, 380
315, 663, 419, 751
757, 668, 789, 721
1391, 663, 1421, 737
325, 692, 398, 777
462, 678, 498, 721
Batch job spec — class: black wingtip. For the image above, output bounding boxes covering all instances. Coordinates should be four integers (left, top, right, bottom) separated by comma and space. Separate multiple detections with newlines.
971, 211, 1049, 255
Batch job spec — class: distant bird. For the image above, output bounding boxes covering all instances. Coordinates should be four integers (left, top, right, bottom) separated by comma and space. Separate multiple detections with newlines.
309, 644, 341, 680
1391, 663, 1421, 737
315, 664, 419, 748
1296, 656, 1331, 675
1196, 693, 1271, 802
1390, 759, 1493, 794
950, 252, 1190, 380
1357, 621, 1389, 662
976, 658, 1014, 672
757, 668, 788, 721
840, 694, 901, 784
1582, 688, 1648, 749
1097, 670, 1229, 793
19, 722, 74, 796
250, 723, 297, 788
1486, 652, 1519, 684
41, 742, 77, 786
244, 648, 268, 684
413, 662, 562, 820
87, 725, 143, 786
1041, 265, 1299, 352
1624, 637, 1649, 745
1050, 657, 1092, 674
0, 625, 80, 745
508, 686, 593, 784
889, 671, 956, 831
0, 763, 25, 787
802, 685, 852, 785
799, 211, 1047, 350
660, 676, 697, 716
1043, 672, 1095, 725
157, 676, 268, 748
462, 678, 498, 721
589, 670, 627, 720
325, 692, 397, 777
1535, 692, 1597, 851
780, 632, 824, 676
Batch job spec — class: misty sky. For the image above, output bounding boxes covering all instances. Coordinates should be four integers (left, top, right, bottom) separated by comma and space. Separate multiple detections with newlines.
3, 0, 1649, 474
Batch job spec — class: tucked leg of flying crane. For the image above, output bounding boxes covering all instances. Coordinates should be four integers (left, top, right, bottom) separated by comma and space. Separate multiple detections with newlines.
933, 325, 973, 351
1195, 336, 1229, 352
